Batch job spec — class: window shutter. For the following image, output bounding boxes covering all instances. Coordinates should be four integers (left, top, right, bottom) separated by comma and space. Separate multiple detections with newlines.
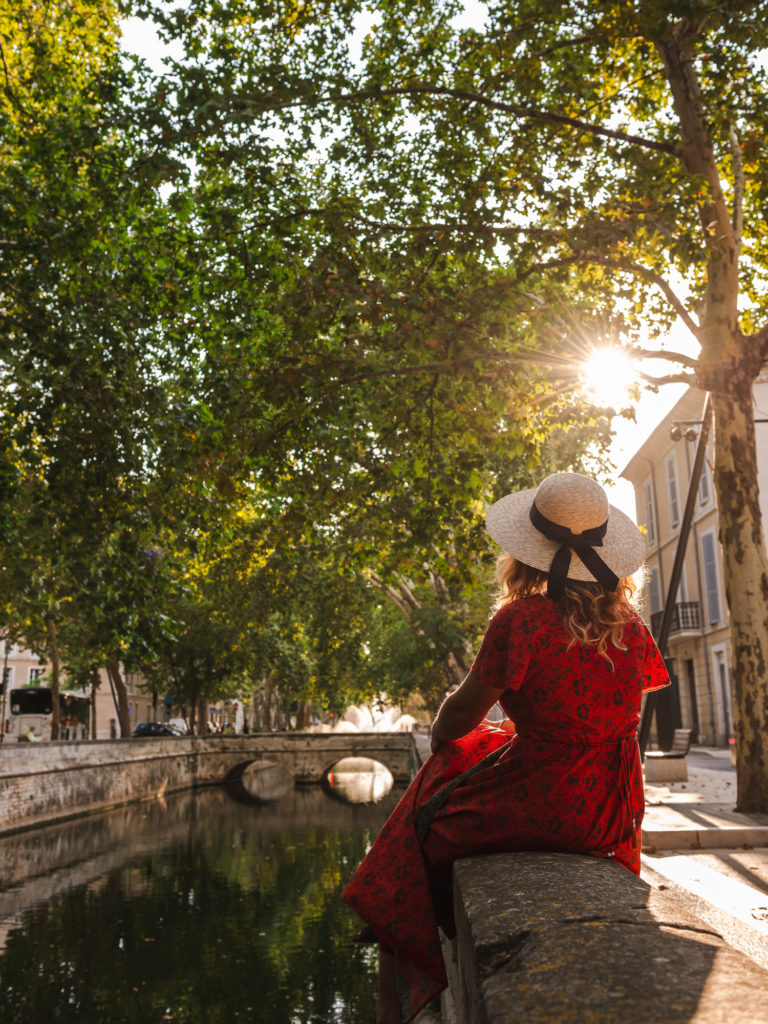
698, 463, 711, 505
644, 480, 657, 545
701, 532, 721, 624
648, 566, 662, 616
667, 456, 680, 527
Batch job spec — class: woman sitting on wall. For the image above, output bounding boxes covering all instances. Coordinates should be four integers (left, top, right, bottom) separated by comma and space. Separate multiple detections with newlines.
342, 472, 670, 1024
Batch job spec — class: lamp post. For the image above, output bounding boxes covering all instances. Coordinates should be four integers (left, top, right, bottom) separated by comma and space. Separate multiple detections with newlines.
638, 394, 712, 755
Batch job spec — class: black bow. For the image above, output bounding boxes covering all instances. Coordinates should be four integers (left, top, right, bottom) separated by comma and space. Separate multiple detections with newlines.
529, 502, 619, 600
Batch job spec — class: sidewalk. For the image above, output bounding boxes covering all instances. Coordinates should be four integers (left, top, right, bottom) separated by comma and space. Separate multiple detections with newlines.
641, 745, 768, 972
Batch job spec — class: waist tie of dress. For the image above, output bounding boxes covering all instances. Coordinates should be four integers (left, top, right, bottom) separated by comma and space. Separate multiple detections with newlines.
515, 731, 642, 842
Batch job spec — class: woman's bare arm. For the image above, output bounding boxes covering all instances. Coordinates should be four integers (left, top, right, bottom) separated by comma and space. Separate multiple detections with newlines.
431, 670, 506, 754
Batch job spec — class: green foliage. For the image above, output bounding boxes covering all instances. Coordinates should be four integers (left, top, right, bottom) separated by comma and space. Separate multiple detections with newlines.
365, 599, 478, 716
1, 0, 640, 725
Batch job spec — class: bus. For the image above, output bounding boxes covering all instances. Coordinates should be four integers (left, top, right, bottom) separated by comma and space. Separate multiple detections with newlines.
1, 687, 91, 741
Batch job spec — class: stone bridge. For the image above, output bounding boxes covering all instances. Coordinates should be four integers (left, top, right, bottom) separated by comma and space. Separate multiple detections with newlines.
213, 732, 417, 784
0, 732, 418, 835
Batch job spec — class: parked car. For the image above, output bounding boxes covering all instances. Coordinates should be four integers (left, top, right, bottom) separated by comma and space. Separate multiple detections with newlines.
132, 722, 183, 738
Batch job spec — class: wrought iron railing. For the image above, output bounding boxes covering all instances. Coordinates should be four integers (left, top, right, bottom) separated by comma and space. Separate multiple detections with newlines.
650, 601, 701, 639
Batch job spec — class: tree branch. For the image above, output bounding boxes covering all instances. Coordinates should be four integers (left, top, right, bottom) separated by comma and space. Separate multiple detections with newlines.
632, 346, 699, 368
587, 255, 700, 338
365, 570, 420, 619
656, 21, 739, 338
748, 324, 768, 363
274, 85, 679, 157
530, 253, 701, 340
637, 370, 696, 387
243, 205, 546, 238
0, 39, 23, 112
729, 122, 744, 251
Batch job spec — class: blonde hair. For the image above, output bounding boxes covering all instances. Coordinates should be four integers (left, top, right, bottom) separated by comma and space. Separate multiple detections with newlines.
495, 555, 638, 666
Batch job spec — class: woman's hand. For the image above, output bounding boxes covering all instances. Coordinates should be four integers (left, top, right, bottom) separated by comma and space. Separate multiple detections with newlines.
487, 718, 516, 734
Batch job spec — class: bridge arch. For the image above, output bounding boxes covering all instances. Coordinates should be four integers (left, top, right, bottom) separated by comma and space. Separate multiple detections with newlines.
210, 733, 417, 786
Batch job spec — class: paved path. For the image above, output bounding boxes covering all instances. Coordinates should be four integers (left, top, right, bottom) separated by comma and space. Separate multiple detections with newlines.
642, 745, 768, 973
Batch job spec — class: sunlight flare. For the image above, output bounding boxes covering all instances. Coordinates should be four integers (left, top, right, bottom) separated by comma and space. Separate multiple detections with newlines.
581, 347, 637, 407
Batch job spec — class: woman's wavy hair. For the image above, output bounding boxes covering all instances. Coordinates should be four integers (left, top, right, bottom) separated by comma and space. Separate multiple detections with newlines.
495, 555, 638, 667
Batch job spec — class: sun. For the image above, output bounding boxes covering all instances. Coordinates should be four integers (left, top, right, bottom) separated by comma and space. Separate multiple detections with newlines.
581, 347, 637, 408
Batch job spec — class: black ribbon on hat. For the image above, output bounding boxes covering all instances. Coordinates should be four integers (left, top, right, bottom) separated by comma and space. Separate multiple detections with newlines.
529, 502, 620, 600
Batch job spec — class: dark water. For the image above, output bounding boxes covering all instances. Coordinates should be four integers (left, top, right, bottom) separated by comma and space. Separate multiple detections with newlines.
0, 783, 403, 1024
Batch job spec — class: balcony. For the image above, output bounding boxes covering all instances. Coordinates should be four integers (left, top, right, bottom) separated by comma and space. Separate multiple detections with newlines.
650, 602, 701, 640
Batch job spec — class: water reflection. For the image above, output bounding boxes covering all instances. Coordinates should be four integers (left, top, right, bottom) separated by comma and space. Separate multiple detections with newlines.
0, 785, 403, 1024
237, 761, 294, 802
326, 758, 395, 804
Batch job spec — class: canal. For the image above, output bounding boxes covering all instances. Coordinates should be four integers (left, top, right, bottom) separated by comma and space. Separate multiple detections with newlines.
0, 781, 405, 1023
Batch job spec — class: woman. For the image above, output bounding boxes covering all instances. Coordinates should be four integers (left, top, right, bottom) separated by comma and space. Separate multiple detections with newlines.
342, 473, 670, 1024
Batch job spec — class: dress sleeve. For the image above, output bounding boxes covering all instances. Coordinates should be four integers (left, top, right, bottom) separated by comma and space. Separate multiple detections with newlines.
471, 606, 531, 693
641, 633, 671, 693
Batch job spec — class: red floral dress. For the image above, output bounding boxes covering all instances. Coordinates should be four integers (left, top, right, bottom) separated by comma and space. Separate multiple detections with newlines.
342, 595, 670, 1022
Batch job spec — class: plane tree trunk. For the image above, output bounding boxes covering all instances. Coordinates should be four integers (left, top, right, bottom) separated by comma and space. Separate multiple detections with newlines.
659, 20, 768, 812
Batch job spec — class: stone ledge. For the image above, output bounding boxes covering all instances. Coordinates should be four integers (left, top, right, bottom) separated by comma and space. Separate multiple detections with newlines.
642, 800, 768, 852
642, 825, 768, 851
446, 851, 768, 1023
644, 754, 688, 783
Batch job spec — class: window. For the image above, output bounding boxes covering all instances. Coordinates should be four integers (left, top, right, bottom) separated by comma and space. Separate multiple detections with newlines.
666, 454, 681, 528
701, 530, 721, 624
29, 667, 46, 684
712, 646, 732, 738
643, 479, 657, 546
647, 566, 662, 616
698, 460, 712, 505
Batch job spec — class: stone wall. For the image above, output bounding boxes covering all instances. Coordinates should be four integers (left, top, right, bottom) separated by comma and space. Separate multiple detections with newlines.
443, 851, 768, 1024
0, 732, 416, 835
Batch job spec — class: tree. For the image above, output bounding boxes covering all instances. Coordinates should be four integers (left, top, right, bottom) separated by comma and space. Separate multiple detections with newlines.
0, 0, 222, 735
0, 0, 622, 740
125, 0, 768, 810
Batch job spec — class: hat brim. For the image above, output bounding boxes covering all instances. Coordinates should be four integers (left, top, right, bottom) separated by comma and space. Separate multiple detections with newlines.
485, 489, 646, 582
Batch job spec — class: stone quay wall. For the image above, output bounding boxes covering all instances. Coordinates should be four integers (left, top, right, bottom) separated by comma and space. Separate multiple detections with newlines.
442, 851, 768, 1024
0, 732, 417, 836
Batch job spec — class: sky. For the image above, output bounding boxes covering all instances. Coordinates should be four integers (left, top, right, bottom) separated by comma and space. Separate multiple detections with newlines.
120, 10, 698, 524
603, 382, 687, 518
594, 319, 699, 519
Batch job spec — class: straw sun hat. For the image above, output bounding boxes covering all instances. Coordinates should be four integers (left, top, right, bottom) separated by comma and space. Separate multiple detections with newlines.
485, 472, 645, 599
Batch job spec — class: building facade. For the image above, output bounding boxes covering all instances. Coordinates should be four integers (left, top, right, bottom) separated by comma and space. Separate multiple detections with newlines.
621, 380, 768, 746
1, 639, 166, 740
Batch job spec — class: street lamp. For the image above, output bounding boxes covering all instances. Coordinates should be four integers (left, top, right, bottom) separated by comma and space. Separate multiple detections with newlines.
638, 396, 713, 755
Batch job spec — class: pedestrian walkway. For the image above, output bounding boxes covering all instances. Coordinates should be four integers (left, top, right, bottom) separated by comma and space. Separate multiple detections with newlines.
641, 745, 768, 972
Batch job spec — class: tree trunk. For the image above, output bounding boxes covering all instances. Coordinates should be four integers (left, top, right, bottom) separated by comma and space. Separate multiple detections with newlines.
105, 656, 131, 737
0, 633, 10, 744
711, 379, 768, 812
295, 699, 313, 730
188, 691, 198, 736
658, 22, 768, 811
263, 673, 274, 730
45, 616, 61, 740
196, 693, 208, 735
90, 667, 99, 740
367, 570, 470, 689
